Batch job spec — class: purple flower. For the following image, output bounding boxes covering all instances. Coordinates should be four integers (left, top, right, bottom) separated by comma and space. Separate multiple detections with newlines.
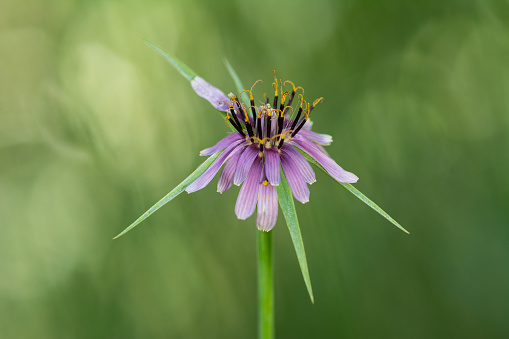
186, 75, 358, 231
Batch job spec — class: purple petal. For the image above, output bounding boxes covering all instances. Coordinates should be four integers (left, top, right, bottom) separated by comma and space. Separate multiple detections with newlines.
264, 148, 281, 186
292, 135, 358, 183
281, 145, 316, 184
315, 143, 330, 156
233, 144, 259, 185
217, 145, 245, 193
186, 139, 244, 193
281, 152, 310, 203
200, 133, 244, 156
256, 182, 278, 231
191, 76, 230, 111
235, 156, 263, 219
297, 129, 332, 145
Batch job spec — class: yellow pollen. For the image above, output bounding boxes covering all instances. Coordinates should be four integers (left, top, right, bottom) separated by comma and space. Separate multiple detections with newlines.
262, 180, 269, 186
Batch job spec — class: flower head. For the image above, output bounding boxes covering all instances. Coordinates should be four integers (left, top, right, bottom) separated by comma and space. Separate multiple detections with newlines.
186, 73, 358, 231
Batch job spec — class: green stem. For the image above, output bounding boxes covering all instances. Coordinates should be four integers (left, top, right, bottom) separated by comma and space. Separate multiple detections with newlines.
258, 230, 274, 339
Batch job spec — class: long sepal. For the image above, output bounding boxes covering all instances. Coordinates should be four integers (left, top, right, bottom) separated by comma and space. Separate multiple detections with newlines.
114, 151, 222, 239
301, 152, 409, 234
144, 39, 197, 81
277, 170, 314, 303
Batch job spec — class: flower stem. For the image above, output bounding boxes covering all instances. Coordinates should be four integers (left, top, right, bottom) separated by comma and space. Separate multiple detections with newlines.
258, 230, 274, 339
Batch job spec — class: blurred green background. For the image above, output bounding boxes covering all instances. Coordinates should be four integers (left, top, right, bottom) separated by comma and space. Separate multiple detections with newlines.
1, 0, 508, 338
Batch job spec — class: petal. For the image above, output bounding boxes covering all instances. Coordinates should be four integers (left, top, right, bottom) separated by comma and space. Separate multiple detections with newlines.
292, 136, 358, 183
200, 133, 244, 156
186, 139, 244, 193
191, 76, 230, 111
264, 148, 281, 186
315, 143, 330, 156
217, 145, 245, 193
282, 145, 316, 184
233, 144, 259, 185
281, 152, 310, 203
235, 156, 263, 219
256, 183, 278, 231
297, 129, 332, 145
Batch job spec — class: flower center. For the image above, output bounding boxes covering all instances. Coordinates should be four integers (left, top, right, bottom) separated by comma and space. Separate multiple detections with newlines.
223, 72, 323, 153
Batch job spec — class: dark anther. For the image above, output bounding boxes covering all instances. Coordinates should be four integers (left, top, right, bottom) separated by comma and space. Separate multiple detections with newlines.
235, 97, 254, 138
227, 113, 245, 138
266, 112, 272, 141
244, 117, 254, 139
284, 90, 296, 116
250, 98, 257, 121
277, 136, 285, 149
257, 113, 263, 140
289, 105, 303, 132
230, 101, 243, 133
291, 117, 307, 137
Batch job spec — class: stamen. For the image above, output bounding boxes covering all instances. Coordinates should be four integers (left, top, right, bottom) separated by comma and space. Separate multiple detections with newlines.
228, 99, 244, 134
289, 86, 304, 108
238, 97, 255, 140
240, 80, 262, 119
227, 76, 317, 151
279, 90, 290, 113
266, 109, 272, 142
226, 110, 245, 137
291, 97, 323, 137
272, 71, 279, 109
283, 81, 304, 116
244, 118, 254, 140
276, 91, 290, 142
289, 94, 305, 132
257, 109, 263, 141
291, 116, 307, 137
309, 97, 324, 114
277, 132, 286, 149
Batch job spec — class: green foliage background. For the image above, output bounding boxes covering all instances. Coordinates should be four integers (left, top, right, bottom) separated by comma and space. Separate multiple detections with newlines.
1, 1, 508, 338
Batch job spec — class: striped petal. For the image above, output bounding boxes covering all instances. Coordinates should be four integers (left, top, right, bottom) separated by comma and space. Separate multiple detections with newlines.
297, 129, 332, 145
256, 183, 278, 231
282, 145, 316, 184
200, 133, 244, 156
281, 152, 310, 203
217, 145, 245, 193
292, 135, 358, 183
235, 156, 263, 219
233, 144, 259, 185
186, 139, 244, 193
191, 76, 230, 111
264, 148, 281, 186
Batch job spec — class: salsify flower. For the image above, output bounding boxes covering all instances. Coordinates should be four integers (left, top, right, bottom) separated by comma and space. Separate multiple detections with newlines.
115, 44, 408, 339
114, 41, 407, 242
186, 74, 358, 231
